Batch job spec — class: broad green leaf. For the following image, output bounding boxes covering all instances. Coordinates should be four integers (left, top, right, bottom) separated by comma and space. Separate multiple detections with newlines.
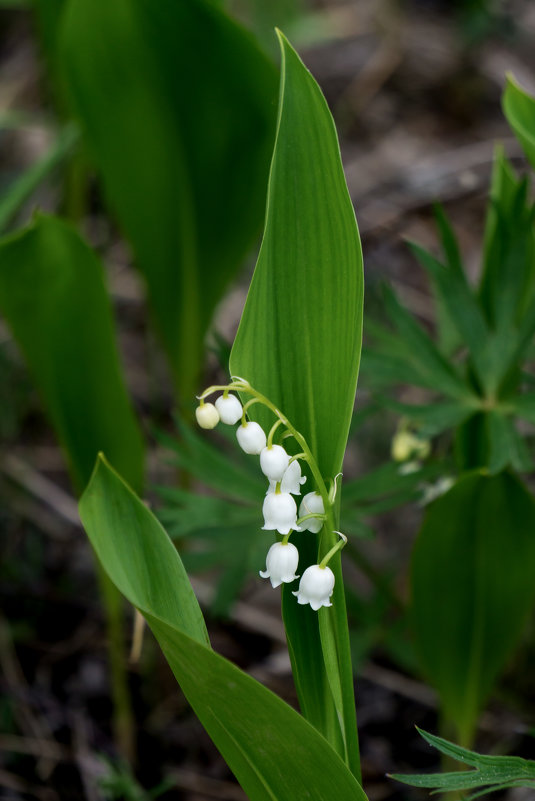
390, 728, 535, 798
79, 456, 368, 801
229, 32, 362, 776
411, 472, 535, 744
503, 74, 535, 169
60, 0, 277, 401
0, 124, 78, 233
31, 0, 67, 104
229, 34, 363, 479
0, 214, 144, 493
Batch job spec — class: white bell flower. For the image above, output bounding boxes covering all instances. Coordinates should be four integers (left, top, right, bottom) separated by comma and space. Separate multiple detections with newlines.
280, 459, 307, 494
262, 491, 300, 535
298, 491, 325, 533
293, 564, 335, 610
215, 394, 243, 425
236, 421, 266, 454
266, 460, 307, 495
260, 444, 289, 481
259, 542, 299, 588
195, 402, 219, 429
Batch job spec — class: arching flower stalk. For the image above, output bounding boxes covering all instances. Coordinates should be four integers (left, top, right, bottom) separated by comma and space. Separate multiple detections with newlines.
195, 378, 348, 610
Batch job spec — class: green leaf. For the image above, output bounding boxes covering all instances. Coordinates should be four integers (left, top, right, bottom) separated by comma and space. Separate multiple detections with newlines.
390, 728, 535, 798
383, 398, 475, 437
428, 205, 464, 354
229, 31, 362, 776
79, 456, 368, 801
158, 418, 264, 504
485, 410, 533, 474
479, 148, 535, 338
382, 284, 471, 400
511, 392, 535, 425
411, 472, 535, 744
0, 124, 78, 233
359, 348, 436, 392
503, 74, 535, 169
60, 0, 277, 400
408, 241, 492, 393
0, 214, 144, 492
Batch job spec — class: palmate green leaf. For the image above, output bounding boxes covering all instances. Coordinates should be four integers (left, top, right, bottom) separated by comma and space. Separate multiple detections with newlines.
485, 410, 533, 473
229, 32, 362, 777
383, 399, 475, 437
480, 148, 535, 338
157, 419, 264, 504
408, 241, 492, 393
503, 74, 535, 169
390, 728, 535, 798
0, 214, 144, 493
411, 471, 535, 745
79, 457, 368, 801
362, 316, 465, 394
382, 284, 471, 400
342, 461, 438, 505
428, 205, 463, 354
60, 0, 277, 401
511, 392, 535, 424
156, 488, 263, 617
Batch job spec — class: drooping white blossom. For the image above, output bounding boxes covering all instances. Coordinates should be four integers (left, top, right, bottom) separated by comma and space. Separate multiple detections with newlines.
293, 564, 335, 610
195, 403, 219, 429
298, 491, 325, 533
215, 394, 243, 425
259, 542, 299, 588
260, 444, 289, 481
236, 421, 267, 454
266, 460, 307, 496
280, 459, 307, 495
262, 491, 300, 535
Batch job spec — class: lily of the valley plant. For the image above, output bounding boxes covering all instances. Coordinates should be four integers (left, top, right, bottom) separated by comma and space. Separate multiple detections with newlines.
196, 378, 346, 611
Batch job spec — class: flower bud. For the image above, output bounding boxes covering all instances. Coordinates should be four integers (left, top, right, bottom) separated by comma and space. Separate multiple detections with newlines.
262, 491, 300, 535
260, 444, 289, 481
259, 542, 299, 588
215, 394, 243, 425
293, 564, 335, 610
391, 430, 430, 462
195, 402, 219, 429
298, 491, 324, 533
236, 421, 266, 454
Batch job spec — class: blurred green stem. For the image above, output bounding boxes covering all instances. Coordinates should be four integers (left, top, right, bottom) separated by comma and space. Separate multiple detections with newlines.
96, 561, 135, 763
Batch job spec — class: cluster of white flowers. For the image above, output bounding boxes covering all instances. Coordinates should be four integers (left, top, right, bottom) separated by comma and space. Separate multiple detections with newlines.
195, 388, 342, 611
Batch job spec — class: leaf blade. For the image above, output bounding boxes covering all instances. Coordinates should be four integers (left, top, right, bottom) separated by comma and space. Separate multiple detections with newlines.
0, 214, 144, 492
79, 456, 369, 801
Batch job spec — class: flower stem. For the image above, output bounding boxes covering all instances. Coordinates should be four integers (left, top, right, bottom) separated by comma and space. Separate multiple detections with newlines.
267, 418, 283, 447
319, 531, 347, 569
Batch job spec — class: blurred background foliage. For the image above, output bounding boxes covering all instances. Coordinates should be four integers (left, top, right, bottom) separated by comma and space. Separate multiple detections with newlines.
2, 0, 535, 798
